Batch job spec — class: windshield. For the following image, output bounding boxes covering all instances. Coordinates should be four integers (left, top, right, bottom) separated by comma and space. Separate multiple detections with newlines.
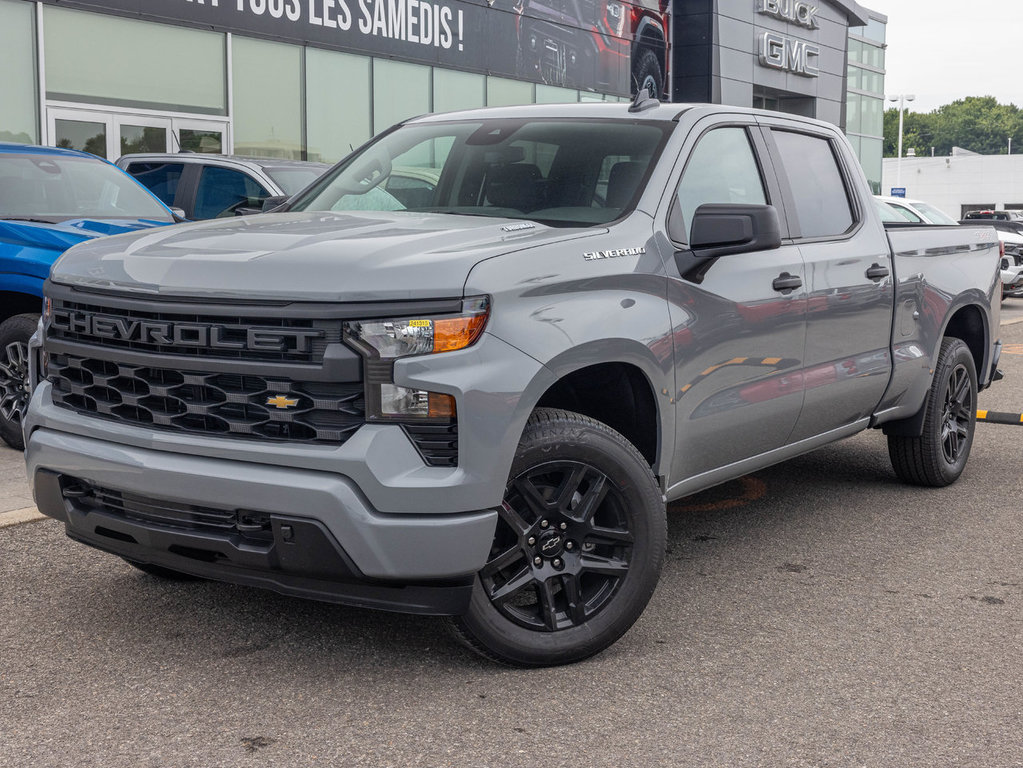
913, 201, 958, 225
0, 153, 172, 222
265, 166, 329, 196
288, 119, 672, 227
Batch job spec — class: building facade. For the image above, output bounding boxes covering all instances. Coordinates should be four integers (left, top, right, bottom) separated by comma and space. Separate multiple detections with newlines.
882, 154, 1023, 220
1, 0, 883, 175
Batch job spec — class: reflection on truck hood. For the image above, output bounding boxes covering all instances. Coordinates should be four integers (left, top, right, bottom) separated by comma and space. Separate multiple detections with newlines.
49, 211, 603, 301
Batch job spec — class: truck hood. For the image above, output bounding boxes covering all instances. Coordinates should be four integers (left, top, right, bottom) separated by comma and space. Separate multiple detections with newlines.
50, 211, 603, 301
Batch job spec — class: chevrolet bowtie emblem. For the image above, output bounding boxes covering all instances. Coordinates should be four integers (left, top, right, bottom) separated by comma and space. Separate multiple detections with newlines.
266, 394, 299, 409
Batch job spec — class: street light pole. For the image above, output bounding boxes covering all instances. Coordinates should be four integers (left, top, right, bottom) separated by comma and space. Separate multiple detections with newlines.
887, 93, 916, 189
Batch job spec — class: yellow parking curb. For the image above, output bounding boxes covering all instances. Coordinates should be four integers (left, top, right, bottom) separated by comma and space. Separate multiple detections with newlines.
976, 409, 1023, 425
0, 506, 45, 528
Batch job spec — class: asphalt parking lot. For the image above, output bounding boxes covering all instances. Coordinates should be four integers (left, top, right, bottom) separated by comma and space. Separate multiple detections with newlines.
2, 309, 1022, 768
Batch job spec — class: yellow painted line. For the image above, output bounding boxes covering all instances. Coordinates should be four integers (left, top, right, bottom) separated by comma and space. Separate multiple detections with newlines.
1002, 344, 1023, 355
761, 357, 782, 365
0, 506, 45, 528
977, 409, 987, 419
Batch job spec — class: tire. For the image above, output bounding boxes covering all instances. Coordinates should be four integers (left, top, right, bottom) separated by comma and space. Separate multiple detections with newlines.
0, 313, 39, 451
122, 559, 201, 581
632, 48, 664, 99
888, 337, 978, 487
450, 408, 666, 667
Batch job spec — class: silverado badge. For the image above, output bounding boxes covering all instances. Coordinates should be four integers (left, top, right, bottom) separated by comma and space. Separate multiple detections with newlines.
266, 395, 300, 410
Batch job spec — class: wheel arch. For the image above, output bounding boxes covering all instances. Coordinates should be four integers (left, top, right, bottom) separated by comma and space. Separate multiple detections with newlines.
0, 290, 43, 324
940, 302, 989, 384
528, 341, 672, 481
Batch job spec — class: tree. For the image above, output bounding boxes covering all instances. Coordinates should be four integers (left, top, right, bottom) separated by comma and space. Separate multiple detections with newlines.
884, 96, 1023, 157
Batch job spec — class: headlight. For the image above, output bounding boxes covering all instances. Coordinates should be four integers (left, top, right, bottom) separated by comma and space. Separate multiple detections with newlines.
604, 1, 626, 37
345, 297, 490, 421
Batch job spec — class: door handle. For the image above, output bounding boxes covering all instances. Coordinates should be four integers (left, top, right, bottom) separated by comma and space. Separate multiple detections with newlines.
866, 263, 890, 281
772, 272, 802, 293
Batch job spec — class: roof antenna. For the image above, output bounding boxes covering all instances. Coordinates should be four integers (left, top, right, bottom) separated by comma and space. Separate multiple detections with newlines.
629, 86, 660, 113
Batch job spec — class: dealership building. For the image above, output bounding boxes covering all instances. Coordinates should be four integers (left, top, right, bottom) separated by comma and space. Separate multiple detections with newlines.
0, 0, 884, 186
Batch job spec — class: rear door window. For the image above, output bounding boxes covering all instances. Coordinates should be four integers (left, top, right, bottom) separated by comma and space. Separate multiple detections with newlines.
771, 130, 854, 238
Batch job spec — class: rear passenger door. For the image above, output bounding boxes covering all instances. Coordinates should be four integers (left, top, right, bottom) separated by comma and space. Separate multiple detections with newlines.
663, 117, 808, 486
758, 117, 894, 442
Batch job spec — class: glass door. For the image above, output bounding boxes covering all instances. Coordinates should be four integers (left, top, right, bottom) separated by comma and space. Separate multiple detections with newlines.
49, 109, 114, 159
48, 107, 230, 159
173, 118, 228, 154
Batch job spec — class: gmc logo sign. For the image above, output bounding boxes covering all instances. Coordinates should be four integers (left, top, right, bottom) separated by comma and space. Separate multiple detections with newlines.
758, 32, 820, 78
49, 310, 324, 353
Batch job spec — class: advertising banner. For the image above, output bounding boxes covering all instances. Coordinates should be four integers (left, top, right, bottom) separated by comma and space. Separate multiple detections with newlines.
37, 0, 667, 97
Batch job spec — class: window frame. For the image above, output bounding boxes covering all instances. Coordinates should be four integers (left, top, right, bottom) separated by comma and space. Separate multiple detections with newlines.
664, 120, 787, 249
760, 125, 863, 243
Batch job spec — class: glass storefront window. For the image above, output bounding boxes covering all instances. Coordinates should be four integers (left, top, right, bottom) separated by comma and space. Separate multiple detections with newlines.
433, 69, 485, 114
536, 85, 580, 104
233, 37, 302, 159
307, 48, 371, 163
44, 7, 225, 115
374, 59, 431, 134
0, 0, 37, 144
487, 77, 534, 107
860, 96, 882, 138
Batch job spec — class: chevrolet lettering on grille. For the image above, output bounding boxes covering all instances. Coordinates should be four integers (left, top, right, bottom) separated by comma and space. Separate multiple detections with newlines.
49, 310, 324, 353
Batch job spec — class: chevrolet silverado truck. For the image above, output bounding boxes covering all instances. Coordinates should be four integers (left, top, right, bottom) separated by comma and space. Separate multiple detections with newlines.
23, 98, 1003, 667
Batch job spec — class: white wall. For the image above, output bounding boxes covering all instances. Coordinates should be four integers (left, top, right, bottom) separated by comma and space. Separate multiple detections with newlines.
881, 155, 1023, 219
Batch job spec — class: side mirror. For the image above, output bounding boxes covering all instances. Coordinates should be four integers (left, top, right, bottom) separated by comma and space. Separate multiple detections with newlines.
261, 195, 289, 213
169, 206, 187, 222
671, 203, 782, 283
689, 203, 781, 257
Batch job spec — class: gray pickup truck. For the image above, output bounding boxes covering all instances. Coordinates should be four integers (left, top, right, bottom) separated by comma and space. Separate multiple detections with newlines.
24, 98, 1003, 667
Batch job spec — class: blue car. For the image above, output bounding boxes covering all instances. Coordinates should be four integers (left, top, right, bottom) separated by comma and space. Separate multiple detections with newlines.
0, 142, 178, 449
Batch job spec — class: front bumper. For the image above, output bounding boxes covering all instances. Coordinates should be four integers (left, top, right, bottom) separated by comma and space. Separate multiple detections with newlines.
27, 427, 498, 615
1001, 263, 1023, 296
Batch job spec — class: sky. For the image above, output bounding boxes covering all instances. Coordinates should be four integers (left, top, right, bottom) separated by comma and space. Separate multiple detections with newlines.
873, 0, 1022, 113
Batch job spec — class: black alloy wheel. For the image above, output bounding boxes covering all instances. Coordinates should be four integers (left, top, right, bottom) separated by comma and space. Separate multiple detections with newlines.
888, 336, 978, 487
0, 314, 38, 450
451, 409, 665, 667
484, 460, 634, 632
939, 361, 973, 465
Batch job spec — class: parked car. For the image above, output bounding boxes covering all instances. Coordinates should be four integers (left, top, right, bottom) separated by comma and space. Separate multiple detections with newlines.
995, 230, 1023, 299
116, 153, 330, 220
963, 209, 1023, 224
875, 195, 959, 226
25, 102, 1002, 666
0, 142, 178, 449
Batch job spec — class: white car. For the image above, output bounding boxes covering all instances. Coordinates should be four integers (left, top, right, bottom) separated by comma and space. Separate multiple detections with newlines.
875, 195, 960, 226
875, 195, 1023, 299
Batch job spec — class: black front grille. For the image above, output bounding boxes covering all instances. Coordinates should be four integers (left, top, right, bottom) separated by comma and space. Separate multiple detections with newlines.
48, 298, 341, 364
66, 480, 272, 542
49, 353, 364, 443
